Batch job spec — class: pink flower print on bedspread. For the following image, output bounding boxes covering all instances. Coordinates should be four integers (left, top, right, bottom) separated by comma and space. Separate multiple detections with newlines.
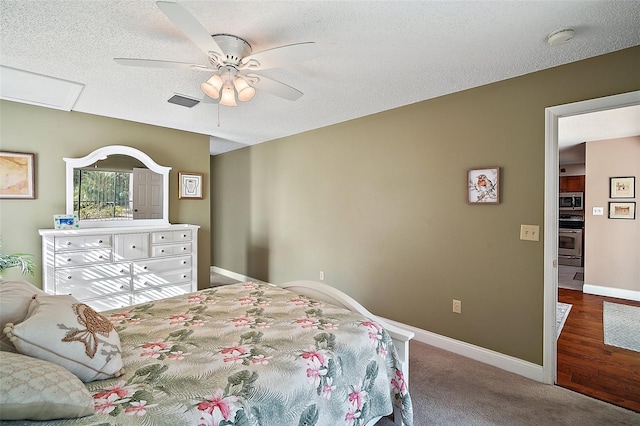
139, 340, 191, 361
93, 380, 158, 417
391, 369, 407, 394
360, 320, 386, 358
299, 341, 337, 399
197, 388, 241, 426
168, 312, 209, 327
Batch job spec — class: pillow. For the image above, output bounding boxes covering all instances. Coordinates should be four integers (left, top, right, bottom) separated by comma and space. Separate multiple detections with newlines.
3, 294, 125, 382
0, 351, 95, 420
0, 280, 46, 352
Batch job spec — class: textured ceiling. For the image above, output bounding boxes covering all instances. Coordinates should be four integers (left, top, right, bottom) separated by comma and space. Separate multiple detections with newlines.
1, 1, 639, 154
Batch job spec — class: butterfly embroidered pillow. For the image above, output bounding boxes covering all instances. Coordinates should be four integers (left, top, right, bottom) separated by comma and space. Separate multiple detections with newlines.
3, 294, 125, 382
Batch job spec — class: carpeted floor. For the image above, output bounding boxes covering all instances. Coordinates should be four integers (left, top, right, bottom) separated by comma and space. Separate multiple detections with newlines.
376, 341, 640, 425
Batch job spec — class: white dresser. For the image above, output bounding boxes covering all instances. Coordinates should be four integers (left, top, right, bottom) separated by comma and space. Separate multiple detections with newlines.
39, 224, 199, 311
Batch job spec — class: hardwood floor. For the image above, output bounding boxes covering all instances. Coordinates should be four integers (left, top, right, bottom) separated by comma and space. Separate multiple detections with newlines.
557, 288, 640, 412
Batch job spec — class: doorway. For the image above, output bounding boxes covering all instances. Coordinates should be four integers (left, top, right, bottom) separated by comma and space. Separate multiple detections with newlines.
543, 91, 640, 385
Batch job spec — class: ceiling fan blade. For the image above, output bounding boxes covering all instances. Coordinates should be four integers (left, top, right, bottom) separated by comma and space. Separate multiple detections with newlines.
241, 42, 320, 70
114, 58, 213, 71
156, 1, 224, 58
247, 73, 303, 101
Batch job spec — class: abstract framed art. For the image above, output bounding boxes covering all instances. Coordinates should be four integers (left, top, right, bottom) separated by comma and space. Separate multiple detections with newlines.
178, 172, 203, 199
0, 151, 36, 199
609, 176, 635, 199
608, 202, 635, 220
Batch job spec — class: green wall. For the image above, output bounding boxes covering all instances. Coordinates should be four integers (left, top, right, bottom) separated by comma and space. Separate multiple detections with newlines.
0, 102, 211, 289
212, 46, 640, 365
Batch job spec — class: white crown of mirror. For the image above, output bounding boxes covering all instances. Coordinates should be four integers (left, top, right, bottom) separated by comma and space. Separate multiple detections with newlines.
64, 145, 171, 227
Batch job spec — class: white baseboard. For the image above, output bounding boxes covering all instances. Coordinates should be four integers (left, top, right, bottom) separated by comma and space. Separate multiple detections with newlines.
377, 318, 544, 382
212, 266, 544, 382
583, 284, 640, 302
211, 266, 267, 284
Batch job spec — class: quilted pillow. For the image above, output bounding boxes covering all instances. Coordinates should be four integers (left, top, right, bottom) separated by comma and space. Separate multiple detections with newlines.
3, 294, 126, 382
0, 280, 46, 352
0, 352, 95, 420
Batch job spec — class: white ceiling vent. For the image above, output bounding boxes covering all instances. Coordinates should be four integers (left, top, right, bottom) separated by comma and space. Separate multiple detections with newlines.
167, 94, 200, 108
0, 66, 83, 111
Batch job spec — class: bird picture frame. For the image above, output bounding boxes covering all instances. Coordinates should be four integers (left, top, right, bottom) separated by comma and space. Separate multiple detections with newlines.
467, 167, 500, 204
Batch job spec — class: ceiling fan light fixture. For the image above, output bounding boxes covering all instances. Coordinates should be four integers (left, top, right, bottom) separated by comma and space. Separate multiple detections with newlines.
234, 77, 256, 102
219, 83, 237, 107
201, 74, 223, 99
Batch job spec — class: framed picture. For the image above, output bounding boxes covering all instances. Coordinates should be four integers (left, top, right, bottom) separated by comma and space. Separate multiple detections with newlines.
608, 202, 635, 220
54, 214, 79, 229
179, 172, 203, 199
609, 176, 635, 198
467, 167, 500, 204
0, 151, 35, 199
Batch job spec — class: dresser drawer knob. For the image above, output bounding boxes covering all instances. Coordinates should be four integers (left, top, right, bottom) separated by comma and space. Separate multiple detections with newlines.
182, 274, 187, 279
131, 245, 136, 249
182, 234, 186, 238
182, 260, 187, 265
98, 240, 103, 244
67, 276, 72, 280
67, 258, 72, 262
99, 255, 103, 259
182, 247, 186, 251
143, 266, 148, 270
161, 236, 165, 239
120, 285, 125, 289
66, 241, 72, 246
120, 269, 125, 274
161, 249, 165, 253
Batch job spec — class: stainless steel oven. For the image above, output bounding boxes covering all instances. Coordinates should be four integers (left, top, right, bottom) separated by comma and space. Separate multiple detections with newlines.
558, 228, 583, 266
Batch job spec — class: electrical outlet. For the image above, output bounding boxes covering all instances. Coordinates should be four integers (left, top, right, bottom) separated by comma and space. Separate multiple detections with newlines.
520, 224, 540, 241
319, 271, 324, 281
593, 207, 604, 216
453, 299, 461, 314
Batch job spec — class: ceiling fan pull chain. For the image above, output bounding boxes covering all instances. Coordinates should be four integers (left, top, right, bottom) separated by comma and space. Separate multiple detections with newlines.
217, 102, 221, 127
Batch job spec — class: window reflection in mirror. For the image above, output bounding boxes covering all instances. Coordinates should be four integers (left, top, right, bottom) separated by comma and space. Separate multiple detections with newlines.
73, 155, 163, 222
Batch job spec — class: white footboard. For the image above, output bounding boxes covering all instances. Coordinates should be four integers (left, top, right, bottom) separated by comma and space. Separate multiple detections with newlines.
280, 280, 413, 426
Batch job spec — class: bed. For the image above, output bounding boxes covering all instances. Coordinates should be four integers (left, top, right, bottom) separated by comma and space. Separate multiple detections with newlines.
0, 280, 413, 426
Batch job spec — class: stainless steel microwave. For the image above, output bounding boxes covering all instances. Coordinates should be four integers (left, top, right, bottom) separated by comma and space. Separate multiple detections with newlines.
559, 192, 584, 211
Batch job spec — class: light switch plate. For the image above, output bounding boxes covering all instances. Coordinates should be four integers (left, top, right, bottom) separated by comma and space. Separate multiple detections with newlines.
520, 224, 540, 241
593, 207, 604, 215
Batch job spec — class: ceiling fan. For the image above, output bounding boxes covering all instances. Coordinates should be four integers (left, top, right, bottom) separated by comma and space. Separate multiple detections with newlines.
114, 1, 319, 106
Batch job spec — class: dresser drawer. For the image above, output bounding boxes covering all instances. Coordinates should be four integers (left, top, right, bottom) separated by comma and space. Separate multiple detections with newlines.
133, 255, 191, 275
133, 283, 193, 304
114, 233, 150, 260
133, 270, 192, 290
56, 277, 131, 301
55, 235, 111, 251
151, 230, 192, 243
55, 249, 111, 267
55, 263, 130, 282
151, 242, 192, 257
84, 294, 132, 312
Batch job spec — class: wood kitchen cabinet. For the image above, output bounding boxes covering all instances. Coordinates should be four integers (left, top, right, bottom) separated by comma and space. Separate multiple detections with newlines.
559, 175, 585, 192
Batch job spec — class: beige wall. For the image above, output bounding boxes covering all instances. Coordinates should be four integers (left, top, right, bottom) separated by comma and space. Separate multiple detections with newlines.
584, 136, 640, 292
0, 101, 211, 289
212, 46, 640, 365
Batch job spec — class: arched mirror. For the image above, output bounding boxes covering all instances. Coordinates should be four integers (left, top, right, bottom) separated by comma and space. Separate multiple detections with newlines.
65, 145, 171, 227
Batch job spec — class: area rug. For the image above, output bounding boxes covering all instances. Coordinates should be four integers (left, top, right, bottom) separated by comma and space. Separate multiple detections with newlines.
556, 302, 572, 339
603, 301, 640, 352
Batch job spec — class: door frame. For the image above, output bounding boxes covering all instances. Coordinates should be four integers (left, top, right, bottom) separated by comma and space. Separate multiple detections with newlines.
542, 90, 640, 384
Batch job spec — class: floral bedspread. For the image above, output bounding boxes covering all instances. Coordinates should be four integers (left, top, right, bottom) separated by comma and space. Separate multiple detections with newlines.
17, 282, 412, 426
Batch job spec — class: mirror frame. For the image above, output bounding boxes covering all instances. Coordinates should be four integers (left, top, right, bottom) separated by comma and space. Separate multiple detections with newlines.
64, 145, 171, 227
